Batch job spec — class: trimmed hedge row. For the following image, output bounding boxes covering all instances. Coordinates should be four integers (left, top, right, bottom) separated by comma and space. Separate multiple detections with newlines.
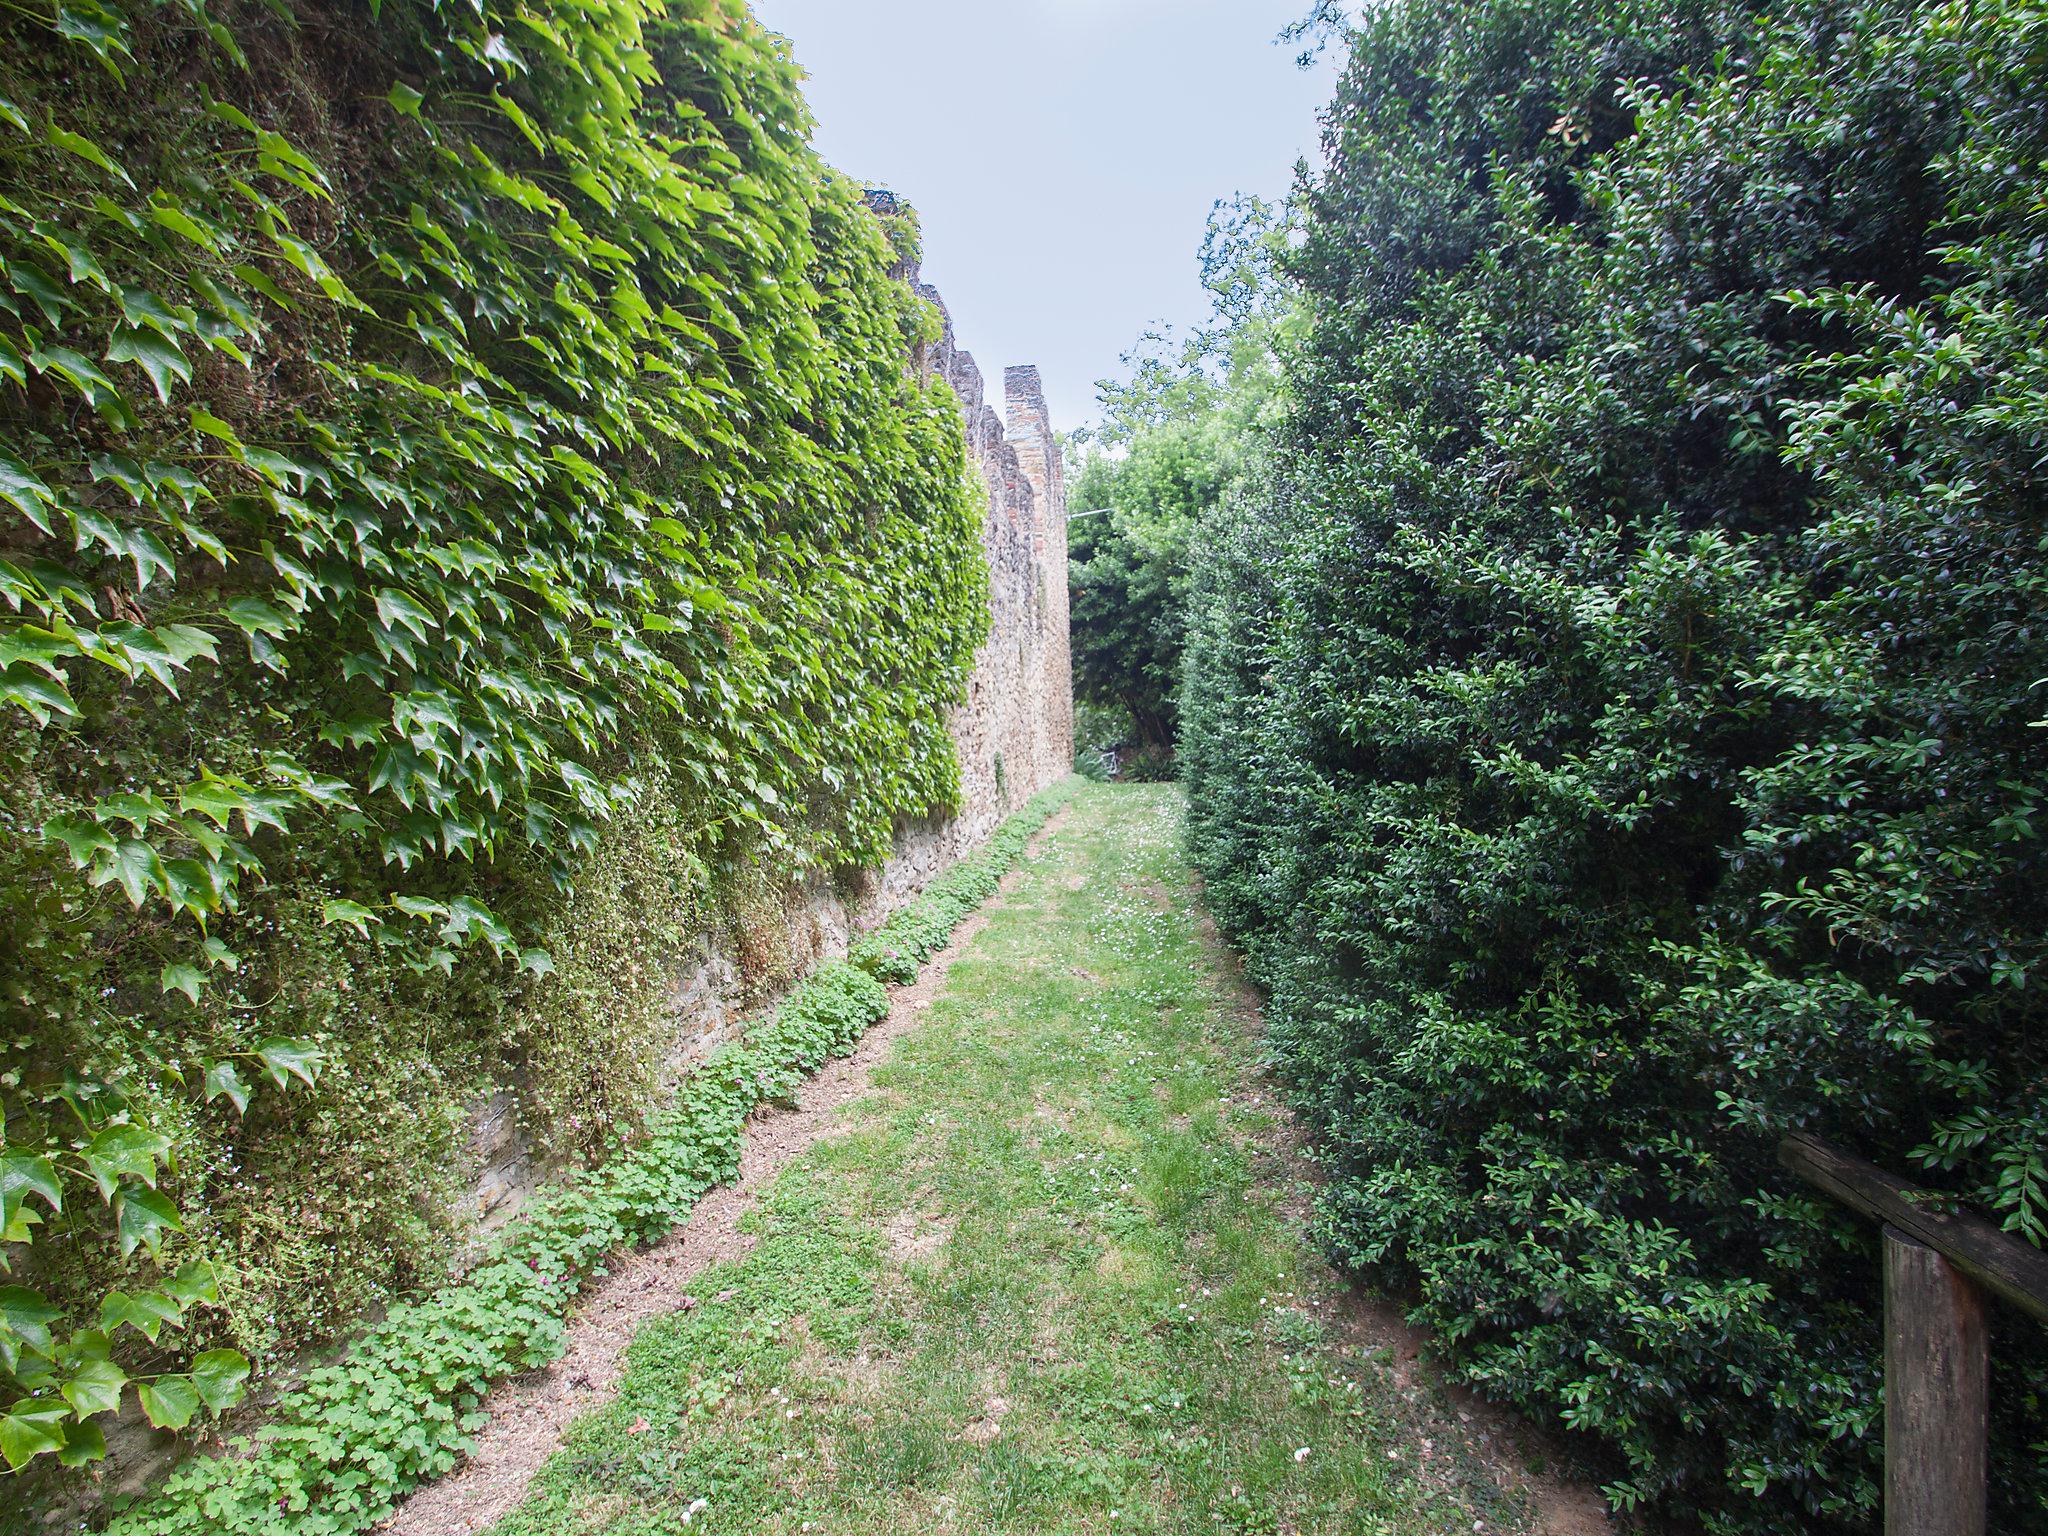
1182, 2, 2048, 1531
110, 781, 1073, 1536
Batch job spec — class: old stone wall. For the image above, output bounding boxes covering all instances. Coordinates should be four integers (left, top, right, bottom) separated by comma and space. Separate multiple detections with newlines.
469, 231, 1073, 1228
885, 284, 1074, 883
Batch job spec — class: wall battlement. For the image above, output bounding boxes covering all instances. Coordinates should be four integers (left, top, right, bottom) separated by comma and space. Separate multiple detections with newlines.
901, 272, 1074, 854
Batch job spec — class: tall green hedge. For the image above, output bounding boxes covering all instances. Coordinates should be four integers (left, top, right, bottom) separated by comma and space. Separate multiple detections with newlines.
0, 0, 984, 1487
1182, 1, 2048, 1530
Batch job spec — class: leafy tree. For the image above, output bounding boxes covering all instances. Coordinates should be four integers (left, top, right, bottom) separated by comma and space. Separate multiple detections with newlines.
1067, 420, 1211, 767
1068, 197, 1296, 773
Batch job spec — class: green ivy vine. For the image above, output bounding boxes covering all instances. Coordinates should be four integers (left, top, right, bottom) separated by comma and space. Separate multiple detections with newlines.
1, 0, 985, 1480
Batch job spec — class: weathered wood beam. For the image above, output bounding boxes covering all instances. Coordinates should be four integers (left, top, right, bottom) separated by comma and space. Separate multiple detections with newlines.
1779, 1132, 2048, 1326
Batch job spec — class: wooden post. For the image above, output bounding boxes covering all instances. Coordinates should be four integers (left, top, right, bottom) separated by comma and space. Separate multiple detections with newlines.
1884, 1226, 1989, 1536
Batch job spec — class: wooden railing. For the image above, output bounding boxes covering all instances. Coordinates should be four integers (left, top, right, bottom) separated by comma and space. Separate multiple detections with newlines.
1780, 1133, 2048, 1536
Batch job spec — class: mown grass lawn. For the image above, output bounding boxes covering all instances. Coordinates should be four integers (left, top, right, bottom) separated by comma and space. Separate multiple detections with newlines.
490, 784, 1535, 1536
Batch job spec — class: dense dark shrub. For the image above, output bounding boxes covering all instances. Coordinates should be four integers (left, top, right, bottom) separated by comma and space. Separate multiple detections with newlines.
1182, 2, 2048, 1529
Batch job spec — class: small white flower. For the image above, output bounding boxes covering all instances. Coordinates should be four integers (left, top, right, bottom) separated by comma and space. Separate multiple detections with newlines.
1293, 1446, 1311, 1463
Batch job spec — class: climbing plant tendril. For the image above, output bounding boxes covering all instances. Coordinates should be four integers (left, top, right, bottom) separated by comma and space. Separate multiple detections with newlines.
0, 0, 984, 1481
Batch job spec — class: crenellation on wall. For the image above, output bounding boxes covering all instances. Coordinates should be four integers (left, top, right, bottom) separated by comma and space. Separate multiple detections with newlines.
1003, 364, 1076, 787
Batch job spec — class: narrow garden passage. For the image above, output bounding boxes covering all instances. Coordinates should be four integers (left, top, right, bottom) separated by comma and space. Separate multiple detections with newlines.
442, 785, 1585, 1536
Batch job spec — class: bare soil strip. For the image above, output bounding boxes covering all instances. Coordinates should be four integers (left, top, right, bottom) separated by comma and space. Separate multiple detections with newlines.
384, 809, 1072, 1535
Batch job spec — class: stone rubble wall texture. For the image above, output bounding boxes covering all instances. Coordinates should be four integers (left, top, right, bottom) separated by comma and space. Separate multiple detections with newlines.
471, 224, 1074, 1226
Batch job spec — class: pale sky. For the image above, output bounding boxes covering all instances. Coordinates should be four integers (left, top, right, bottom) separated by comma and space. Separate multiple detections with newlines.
749, 0, 1339, 434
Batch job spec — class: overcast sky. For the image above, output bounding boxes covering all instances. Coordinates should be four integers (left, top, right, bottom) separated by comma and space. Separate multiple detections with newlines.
748, 0, 1339, 435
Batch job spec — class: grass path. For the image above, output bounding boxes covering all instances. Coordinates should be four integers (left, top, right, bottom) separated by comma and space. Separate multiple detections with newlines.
477, 784, 1559, 1536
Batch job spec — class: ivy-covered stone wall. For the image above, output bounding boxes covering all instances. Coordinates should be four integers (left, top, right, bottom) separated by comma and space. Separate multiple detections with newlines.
469, 269, 1076, 1238
0, 0, 1069, 1501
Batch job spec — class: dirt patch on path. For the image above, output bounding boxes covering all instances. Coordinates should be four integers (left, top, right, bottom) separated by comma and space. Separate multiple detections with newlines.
1187, 892, 1614, 1536
385, 809, 1071, 1536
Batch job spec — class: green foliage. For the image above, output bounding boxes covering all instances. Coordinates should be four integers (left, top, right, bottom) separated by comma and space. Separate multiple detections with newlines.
107, 785, 1068, 1535
1, 0, 985, 1483
1182, 2, 2048, 1531
1068, 198, 1295, 767
490, 782, 1526, 1536
1066, 439, 1204, 761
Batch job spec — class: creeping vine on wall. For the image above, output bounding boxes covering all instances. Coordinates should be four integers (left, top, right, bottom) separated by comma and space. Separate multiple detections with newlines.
107, 783, 1072, 1536
0, 0, 985, 1480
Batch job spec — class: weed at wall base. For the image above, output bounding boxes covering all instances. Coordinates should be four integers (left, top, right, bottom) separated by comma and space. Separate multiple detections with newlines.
107, 782, 1074, 1536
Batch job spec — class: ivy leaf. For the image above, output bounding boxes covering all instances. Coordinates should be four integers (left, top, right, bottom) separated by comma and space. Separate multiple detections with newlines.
0, 454, 58, 535
320, 898, 378, 935
188, 406, 243, 447
101, 789, 168, 832
2, 662, 78, 724
11, 263, 71, 326
388, 81, 425, 117
319, 714, 384, 749
203, 97, 259, 134
117, 284, 196, 338
106, 325, 191, 404
223, 596, 293, 637
124, 527, 178, 590
0, 1285, 63, 1359
160, 962, 205, 1004
59, 1358, 128, 1418
0, 1151, 64, 1218
518, 947, 556, 977
480, 32, 526, 73
230, 261, 292, 310
188, 1349, 249, 1412
373, 587, 438, 639
149, 200, 219, 253
81, 1123, 172, 1198
253, 1037, 323, 1089
0, 1402, 69, 1470
202, 1060, 250, 1114
101, 1288, 183, 1341
164, 1259, 220, 1307
52, 3, 134, 67
161, 858, 223, 922
136, 1375, 200, 1431
158, 624, 220, 667
54, 1416, 107, 1468
48, 125, 134, 187
99, 837, 167, 907
43, 814, 115, 867
112, 1185, 182, 1258
178, 776, 249, 827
